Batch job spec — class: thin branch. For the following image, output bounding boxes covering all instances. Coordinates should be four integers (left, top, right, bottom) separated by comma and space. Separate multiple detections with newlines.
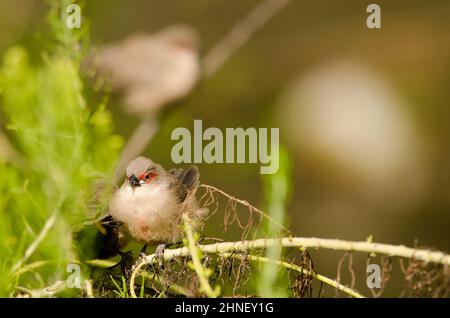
203, 0, 292, 78
11, 211, 58, 273
130, 237, 449, 297
199, 184, 292, 236
135, 237, 450, 268
222, 253, 364, 298
130, 261, 147, 298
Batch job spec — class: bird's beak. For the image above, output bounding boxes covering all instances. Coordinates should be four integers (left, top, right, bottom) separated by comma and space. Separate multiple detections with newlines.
129, 175, 141, 187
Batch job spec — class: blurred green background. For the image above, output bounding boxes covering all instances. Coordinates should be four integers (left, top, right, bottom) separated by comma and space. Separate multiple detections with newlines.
1, 0, 449, 297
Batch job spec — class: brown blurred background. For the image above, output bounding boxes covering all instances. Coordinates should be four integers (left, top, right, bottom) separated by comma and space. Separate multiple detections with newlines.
1, 0, 449, 296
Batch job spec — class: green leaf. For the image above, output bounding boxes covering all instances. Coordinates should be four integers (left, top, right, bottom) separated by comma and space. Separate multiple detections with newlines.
85, 256, 121, 268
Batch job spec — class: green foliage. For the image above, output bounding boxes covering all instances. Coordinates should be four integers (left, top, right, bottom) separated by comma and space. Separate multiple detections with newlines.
182, 215, 221, 298
110, 275, 129, 298
0, 1, 122, 296
46, 0, 89, 60
255, 146, 293, 297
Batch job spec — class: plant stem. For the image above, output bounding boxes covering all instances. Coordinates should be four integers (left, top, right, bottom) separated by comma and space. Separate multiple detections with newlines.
11, 211, 57, 273
222, 253, 364, 298
137, 237, 450, 268
182, 215, 218, 298
129, 237, 449, 297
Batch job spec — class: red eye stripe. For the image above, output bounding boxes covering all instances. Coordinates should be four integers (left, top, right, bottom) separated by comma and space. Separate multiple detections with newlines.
138, 172, 157, 183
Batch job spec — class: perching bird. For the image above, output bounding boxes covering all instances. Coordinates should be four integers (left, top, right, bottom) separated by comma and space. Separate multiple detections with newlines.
91, 24, 201, 116
99, 156, 207, 258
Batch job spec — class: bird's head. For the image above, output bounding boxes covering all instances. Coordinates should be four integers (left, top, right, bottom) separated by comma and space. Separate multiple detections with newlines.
158, 24, 200, 53
125, 156, 164, 189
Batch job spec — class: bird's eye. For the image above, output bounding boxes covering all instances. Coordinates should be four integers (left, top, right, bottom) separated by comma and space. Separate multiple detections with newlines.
145, 174, 150, 179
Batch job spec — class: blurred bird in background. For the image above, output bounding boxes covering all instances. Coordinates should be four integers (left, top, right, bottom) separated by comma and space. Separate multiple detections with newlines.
93, 24, 201, 116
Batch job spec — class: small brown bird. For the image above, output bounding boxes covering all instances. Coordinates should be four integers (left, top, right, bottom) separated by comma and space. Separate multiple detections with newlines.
100, 156, 207, 257
92, 24, 201, 116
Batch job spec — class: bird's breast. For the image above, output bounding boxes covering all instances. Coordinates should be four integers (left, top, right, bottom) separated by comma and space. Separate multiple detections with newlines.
109, 184, 181, 243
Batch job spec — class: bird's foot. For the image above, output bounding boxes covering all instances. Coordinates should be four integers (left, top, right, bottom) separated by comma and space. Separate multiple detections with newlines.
155, 244, 166, 267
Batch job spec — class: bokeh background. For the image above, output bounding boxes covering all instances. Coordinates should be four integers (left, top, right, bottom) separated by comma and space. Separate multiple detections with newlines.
1, 0, 449, 296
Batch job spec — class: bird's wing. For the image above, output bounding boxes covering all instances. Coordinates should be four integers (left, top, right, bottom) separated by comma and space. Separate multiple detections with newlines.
169, 166, 199, 190
168, 165, 200, 203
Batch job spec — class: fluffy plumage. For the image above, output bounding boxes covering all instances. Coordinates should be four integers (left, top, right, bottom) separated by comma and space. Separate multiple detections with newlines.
100, 156, 206, 257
